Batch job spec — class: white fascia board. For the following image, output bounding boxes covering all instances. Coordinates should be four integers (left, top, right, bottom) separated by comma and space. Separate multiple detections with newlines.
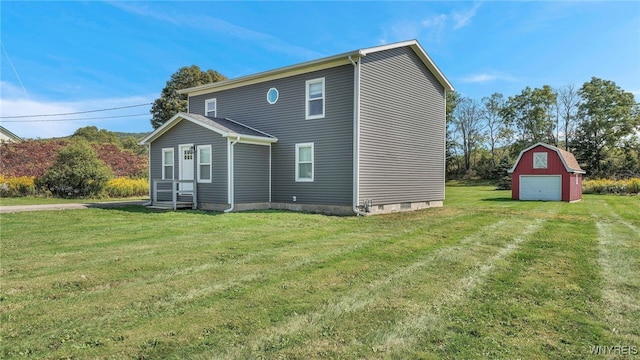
508, 142, 584, 174
232, 135, 278, 145
358, 39, 419, 55
139, 113, 187, 145
180, 56, 355, 97
231, 135, 278, 146
139, 112, 277, 146
180, 40, 453, 96
508, 142, 544, 173
359, 40, 454, 92
140, 112, 230, 145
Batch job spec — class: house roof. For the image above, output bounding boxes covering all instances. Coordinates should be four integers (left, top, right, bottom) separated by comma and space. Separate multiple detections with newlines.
0, 126, 23, 142
139, 112, 278, 145
508, 142, 585, 174
178, 39, 454, 97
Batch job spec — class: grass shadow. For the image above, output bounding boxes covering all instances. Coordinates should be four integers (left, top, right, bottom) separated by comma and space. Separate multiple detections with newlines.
94, 205, 321, 218
481, 197, 514, 202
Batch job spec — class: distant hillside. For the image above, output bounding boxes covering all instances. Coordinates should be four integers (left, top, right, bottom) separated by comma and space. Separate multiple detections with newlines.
113, 131, 150, 141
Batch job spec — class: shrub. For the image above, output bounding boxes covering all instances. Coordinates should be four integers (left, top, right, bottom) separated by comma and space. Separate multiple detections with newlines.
104, 177, 149, 197
0, 139, 67, 177
582, 178, 640, 195
495, 175, 512, 190
39, 141, 113, 198
0, 139, 147, 178
0, 175, 36, 197
629, 178, 640, 194
94, 143, 148, 178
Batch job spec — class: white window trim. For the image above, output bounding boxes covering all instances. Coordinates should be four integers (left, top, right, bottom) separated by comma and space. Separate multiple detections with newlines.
205, 98, 217, 117
162, 148, 174, 180
197, 145, 212, 183
267, 87, 279, 104
295, 143, 314, 182
305, 78, 325, 120
533, 152, 548, 169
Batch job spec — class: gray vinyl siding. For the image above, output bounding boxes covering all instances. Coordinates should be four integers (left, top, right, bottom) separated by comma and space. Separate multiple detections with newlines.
190, 65, 354, 205
150, 120, 228, 204
359, 46, 446, 205
234, 143, 270, 203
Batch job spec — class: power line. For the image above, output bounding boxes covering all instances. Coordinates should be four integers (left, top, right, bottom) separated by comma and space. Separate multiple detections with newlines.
0, 103, 153, 119
0, 113, 149, 123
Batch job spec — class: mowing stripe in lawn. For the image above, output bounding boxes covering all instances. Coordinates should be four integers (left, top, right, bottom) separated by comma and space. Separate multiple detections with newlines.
376, 215, 551, 356
228, 214, 550, 358
2, 208, 480, 358
120, 210, 473, 304
592, 202, 640, 347
111, 210, 480, 331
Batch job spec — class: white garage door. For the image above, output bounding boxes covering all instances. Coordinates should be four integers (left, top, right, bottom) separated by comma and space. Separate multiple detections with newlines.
520, 175, 562, 201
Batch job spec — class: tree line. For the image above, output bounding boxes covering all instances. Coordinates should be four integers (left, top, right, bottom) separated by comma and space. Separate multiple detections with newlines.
447, 77, 640, 181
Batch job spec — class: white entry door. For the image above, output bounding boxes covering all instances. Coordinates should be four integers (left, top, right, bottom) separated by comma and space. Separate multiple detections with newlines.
520, 175, 561, 201
179, 144, 194, 192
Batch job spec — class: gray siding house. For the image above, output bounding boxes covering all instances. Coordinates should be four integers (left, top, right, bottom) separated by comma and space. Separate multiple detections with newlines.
140, 40, 454, 215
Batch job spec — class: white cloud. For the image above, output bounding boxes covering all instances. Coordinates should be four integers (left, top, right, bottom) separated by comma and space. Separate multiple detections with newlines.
459, 72, 517, 83
381, 2, 482, 44
0, 81, 154, 139
422, 14, 448, 29
452, 2, 482, 30
421, 14, 448, 42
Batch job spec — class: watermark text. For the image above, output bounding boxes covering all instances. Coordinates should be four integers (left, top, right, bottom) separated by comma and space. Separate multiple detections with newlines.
590, 345, 637, 355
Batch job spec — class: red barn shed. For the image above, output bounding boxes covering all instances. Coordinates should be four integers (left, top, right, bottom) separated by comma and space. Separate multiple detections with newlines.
508, 143, 585, 202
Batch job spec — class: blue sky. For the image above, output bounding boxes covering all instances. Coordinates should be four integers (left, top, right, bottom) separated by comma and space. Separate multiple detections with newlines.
1, 1, 639, 139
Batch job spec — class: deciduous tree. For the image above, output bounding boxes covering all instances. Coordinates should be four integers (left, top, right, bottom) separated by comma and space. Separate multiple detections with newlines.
150, 65, 226, 129
72, 126, 119, 144
557, 84, 580, 150
481, 93, 508, 165
446, 91, 462, 177
574, 77, 640, 176
500, 85, 557, 148
453, 97, 485, 172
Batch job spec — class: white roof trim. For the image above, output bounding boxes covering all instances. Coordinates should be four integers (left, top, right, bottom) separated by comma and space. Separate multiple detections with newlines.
179, 39, 453, 96
139, 112, 277, 145
508, 142, 585, 174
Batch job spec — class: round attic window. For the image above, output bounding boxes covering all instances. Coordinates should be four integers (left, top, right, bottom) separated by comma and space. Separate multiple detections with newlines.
267, 87, 279, 104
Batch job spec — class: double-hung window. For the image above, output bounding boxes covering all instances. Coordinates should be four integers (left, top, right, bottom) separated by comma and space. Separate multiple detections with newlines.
197, 145, 212, 183
205, 98, 217, 117
305, 78, 325, 119
295, 143, 314, 182
162, 148, 174, 180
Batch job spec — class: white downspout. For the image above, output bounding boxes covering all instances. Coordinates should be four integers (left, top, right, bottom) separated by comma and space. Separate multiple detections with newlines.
143, 143, 152, 206
224, 136, 240, 213
349, 55, 366, 216
269, 144, 272, 203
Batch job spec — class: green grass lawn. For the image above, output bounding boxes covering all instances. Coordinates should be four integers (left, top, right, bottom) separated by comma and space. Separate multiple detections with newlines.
1, 186, 638, 359
0, 196, 148, 207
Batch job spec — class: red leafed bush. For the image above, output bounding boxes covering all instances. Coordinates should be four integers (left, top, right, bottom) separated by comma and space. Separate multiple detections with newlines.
94, 143, 148, 178
0, 139, 67, 177
0, 139, 147, 179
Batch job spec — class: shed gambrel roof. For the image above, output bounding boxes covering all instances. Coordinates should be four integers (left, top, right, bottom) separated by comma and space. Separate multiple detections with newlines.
178, 39, 454, 97
139, 112, 277, 145
508, 142, 585, 174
